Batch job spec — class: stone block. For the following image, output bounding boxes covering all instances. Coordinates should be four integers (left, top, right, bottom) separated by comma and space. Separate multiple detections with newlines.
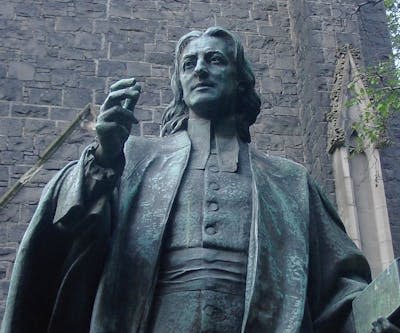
0, 246, 17, 261
161, 89, 173, 105
0, 262, 11, 280
79, 76, 106, 91
168, 26, 192, 41
55, 17, 92, 32
0, 118, 23, 137
8, 136, 34, 153
74, 1, 107, 18
8, 62, 35, 81
126, 61, 152, 77
0, 64, 6, 79
24, 119, 56, 136
257, 115, 301, 135
274, 56, 295, 70
136, 91, 160, 107
142, 122, 160, 136
7, 223, 28, 243
0, 166, 8, 183
0, 281, 10, 302
0, 150, 24, 165
50, 107, 79, 121
0, 203, 19, 224
109, 0, 133, 18
74, 32, 102, 51
11, 104, 49, 118
144, 52, 174, 66
0, 79, 23, 101
0, 102, 10, 117
134, 107, 153, 121
51, 142, 79, 161
247, 35, 275, 50
110, 41, 145, 62
12, 186, 42, 205
261, 77, 282, 94
29, 88, 62, 106
222, 6, 249, 19
97, 60, 127, 77
63, 87, 92, 108
94, 91, 108, 105
0, 2, 15, 19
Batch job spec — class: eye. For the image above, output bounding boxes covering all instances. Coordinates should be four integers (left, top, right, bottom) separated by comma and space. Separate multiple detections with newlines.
183, 59, 196, 71
209, 54, 226, 65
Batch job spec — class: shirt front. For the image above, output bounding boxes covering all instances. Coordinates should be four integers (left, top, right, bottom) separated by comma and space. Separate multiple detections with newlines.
147, 118, 253, 333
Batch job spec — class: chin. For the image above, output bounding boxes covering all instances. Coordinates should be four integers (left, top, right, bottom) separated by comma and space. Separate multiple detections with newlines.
186, 96, 233, 120
190, 107, 216, 120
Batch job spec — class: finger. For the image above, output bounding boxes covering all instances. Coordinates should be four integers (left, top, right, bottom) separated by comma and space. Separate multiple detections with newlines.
110, 78, 136, 92
123, 84, 142, 110
97, 106, 137, 126
102, 86, 141, 111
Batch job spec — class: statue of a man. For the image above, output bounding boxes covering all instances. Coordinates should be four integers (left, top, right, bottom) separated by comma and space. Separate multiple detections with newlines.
1, 27, 398, 333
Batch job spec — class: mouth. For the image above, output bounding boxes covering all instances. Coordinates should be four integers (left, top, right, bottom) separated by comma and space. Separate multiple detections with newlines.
192, 82, 214, 90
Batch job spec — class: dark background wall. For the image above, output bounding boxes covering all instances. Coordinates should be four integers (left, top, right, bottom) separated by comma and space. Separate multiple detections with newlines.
0, 0, 398, 320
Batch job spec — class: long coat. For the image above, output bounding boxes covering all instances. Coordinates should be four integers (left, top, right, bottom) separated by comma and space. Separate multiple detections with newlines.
1, 131, 370, 333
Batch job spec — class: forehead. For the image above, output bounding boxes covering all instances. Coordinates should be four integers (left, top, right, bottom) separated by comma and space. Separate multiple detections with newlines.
180, 36, 234, 60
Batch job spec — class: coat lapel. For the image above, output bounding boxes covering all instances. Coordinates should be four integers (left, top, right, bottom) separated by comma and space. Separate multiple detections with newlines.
243, 148, 310, 333
90, 132, 191, 333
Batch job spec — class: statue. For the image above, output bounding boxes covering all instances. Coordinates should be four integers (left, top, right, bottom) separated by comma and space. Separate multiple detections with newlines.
1, 27, 399, 333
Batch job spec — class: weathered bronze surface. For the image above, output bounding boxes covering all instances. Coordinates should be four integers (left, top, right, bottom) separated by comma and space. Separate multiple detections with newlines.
0, 27, 395, 333
354, 259, 400, 333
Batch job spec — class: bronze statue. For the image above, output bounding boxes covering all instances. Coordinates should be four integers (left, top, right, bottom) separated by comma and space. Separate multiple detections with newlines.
1, 27, 398, 333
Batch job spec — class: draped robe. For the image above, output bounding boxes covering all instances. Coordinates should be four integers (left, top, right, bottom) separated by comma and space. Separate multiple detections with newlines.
1, 131, 371, 333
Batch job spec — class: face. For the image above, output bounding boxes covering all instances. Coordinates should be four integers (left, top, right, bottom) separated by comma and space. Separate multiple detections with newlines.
179, 36, 238, 120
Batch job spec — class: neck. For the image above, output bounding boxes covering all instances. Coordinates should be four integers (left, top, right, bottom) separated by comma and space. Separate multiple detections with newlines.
188, 109, 237, 131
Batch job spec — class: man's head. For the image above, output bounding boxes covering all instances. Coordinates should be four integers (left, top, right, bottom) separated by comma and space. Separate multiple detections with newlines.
179, 35, 238, 120
161, 27, 261, 142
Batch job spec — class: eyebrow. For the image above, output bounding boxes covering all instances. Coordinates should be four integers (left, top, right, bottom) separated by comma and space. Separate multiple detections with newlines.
181, 54, 197, 61
181, 50, 227, 61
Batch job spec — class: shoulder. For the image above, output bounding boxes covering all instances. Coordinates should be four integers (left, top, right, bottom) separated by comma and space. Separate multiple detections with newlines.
125, 131, 190, 155
123, 131, 191, 171
249, 145, 308, 179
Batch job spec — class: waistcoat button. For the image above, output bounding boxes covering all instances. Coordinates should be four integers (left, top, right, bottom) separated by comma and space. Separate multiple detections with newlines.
205, 226, 217, 235
209, 182, 220, 190
208, 202, 219, 211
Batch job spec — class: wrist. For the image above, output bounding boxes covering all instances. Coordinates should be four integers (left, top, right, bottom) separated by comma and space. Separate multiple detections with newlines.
94, 143, 124, 169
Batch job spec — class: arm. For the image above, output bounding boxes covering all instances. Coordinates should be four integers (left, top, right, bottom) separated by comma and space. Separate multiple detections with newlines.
53, 78, 141, 228
0, 79, 142, 333
307, 177, 371, 333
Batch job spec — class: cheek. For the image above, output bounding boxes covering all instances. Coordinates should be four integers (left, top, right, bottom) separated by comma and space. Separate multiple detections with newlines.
180, 77, 190, 96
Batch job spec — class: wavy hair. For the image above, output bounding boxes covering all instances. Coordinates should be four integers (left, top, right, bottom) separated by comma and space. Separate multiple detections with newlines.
161, 27, 261, 142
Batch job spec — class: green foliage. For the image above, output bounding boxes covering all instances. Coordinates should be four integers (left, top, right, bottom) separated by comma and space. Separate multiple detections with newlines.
350, 0, 400, 152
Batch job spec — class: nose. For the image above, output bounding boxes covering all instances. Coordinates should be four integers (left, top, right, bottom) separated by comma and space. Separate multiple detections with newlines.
194, 59, 208, 77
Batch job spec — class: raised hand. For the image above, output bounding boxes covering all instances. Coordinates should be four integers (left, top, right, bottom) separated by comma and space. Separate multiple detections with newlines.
95, 78, 141, 167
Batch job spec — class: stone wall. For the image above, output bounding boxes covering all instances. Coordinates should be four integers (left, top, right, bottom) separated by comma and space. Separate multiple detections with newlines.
0, 0, 397, 322
356, 1, 400, 256
0, 0, 304, 319
287, 0, 400, 256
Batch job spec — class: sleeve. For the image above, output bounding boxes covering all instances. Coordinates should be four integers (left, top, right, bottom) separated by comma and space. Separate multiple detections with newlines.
53, 142, 124, 229
307, 177, 372, 333
1, 142, 124, 333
